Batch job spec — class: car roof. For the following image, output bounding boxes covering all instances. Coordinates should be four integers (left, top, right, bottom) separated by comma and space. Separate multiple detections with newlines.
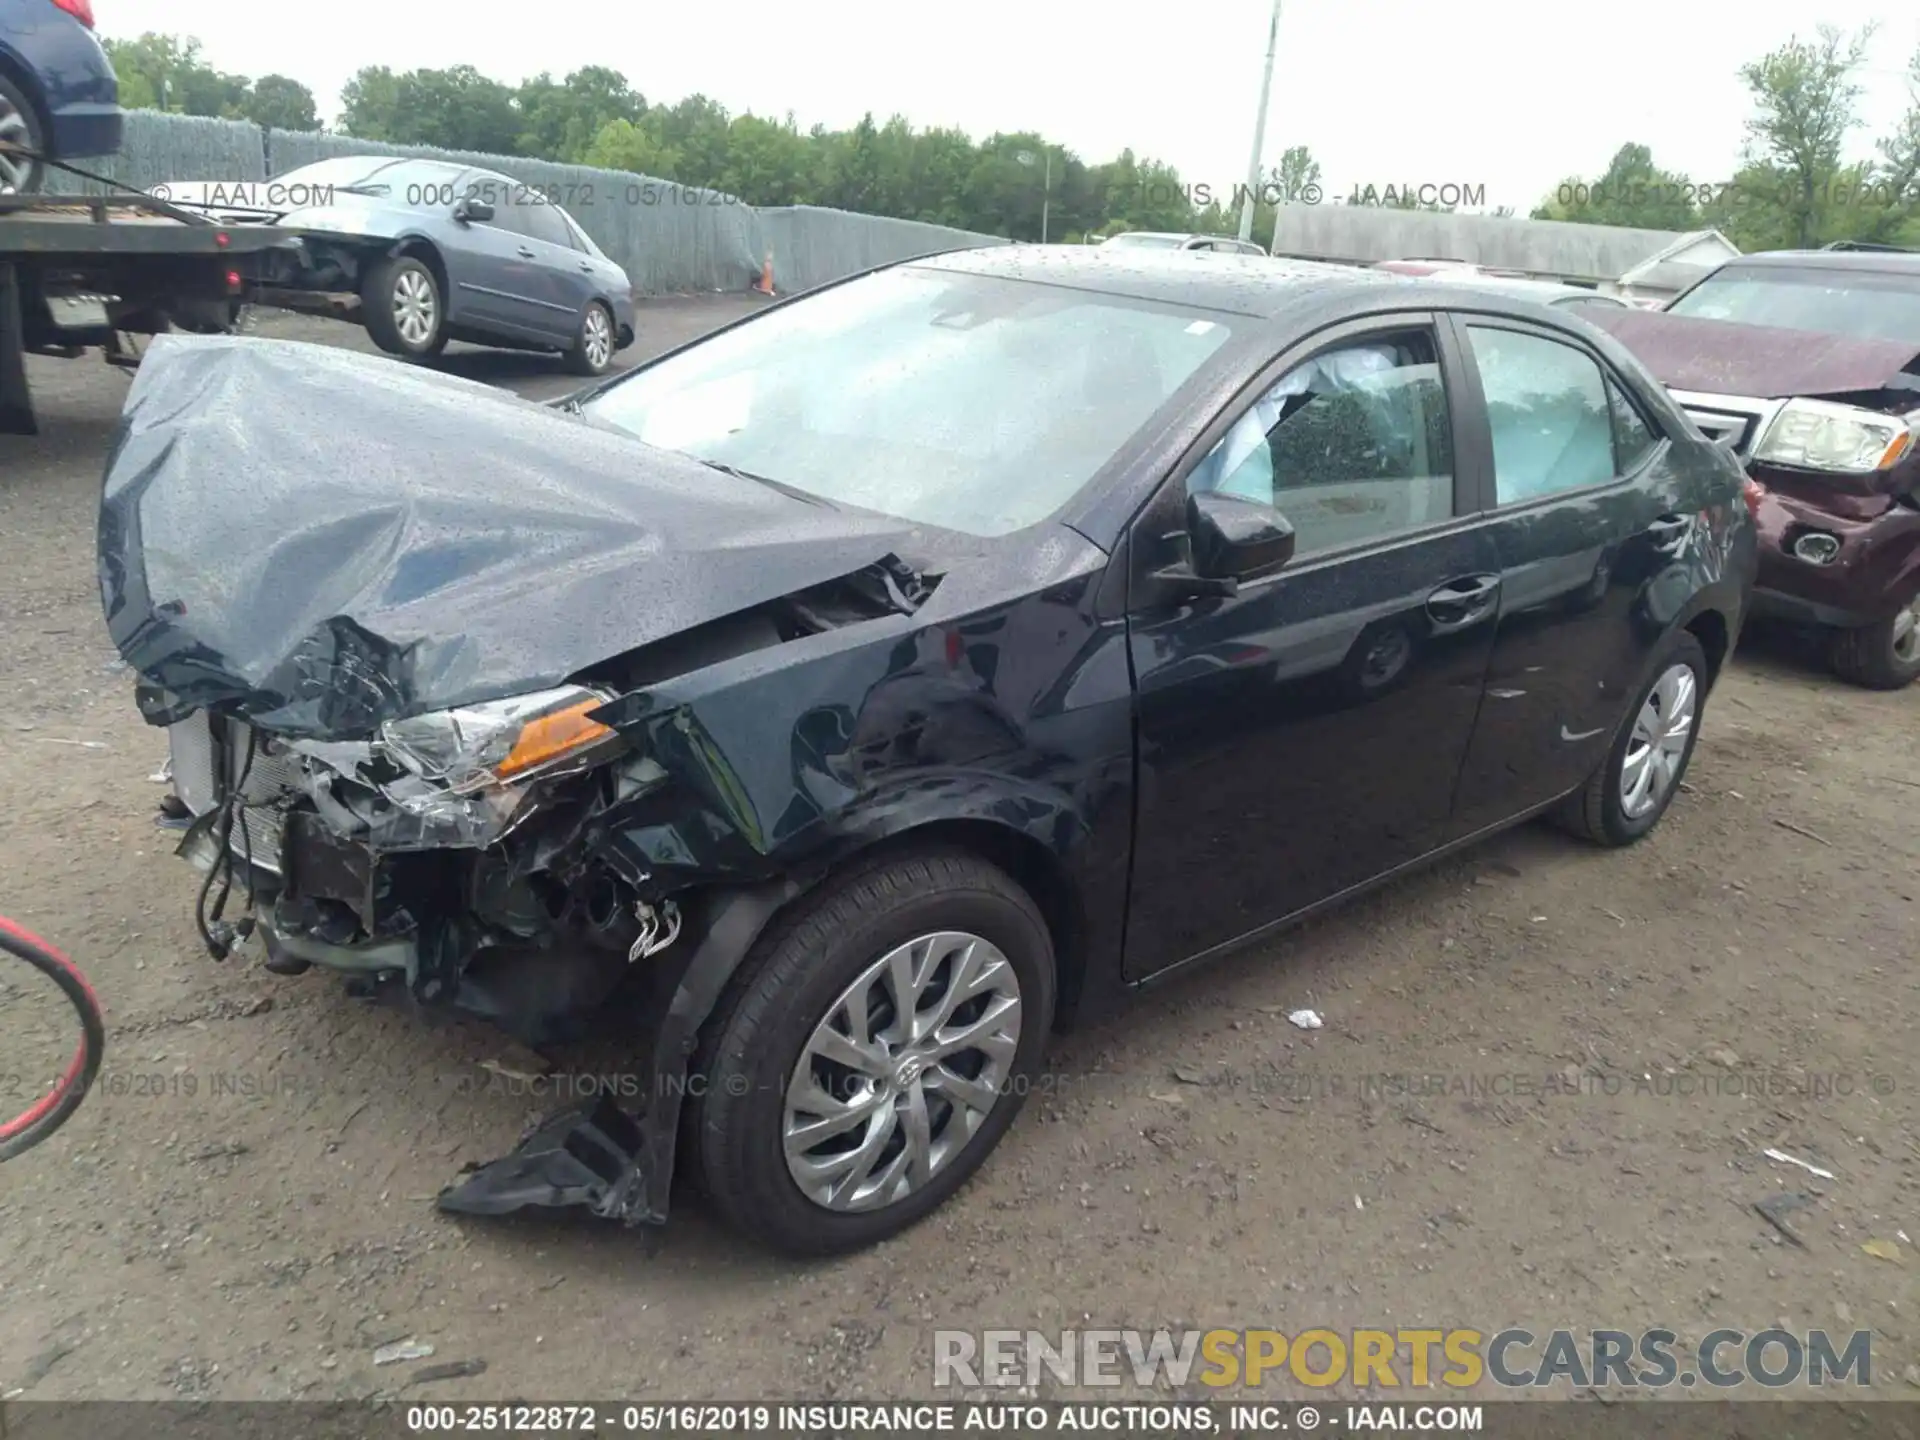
1706, 248, 1920, 277
1413, 272, 1623, 302
911, 244, 1406, 317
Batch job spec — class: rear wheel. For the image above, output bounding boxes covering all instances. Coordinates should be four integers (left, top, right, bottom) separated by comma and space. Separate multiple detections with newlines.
690, 849, 1055, 1256
361, 255, 446, 359
1827, 595, 1920, 690
1555, 632, 1707, 848
0, 75, 46, 196
564, 301, 615, 376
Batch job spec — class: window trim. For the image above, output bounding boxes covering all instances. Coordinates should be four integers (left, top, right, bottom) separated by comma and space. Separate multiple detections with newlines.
1126, 310, 1484, 610
1441, 312, 1671, 517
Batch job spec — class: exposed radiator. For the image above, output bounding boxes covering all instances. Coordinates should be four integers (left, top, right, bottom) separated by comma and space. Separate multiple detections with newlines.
166, 711, 302, 873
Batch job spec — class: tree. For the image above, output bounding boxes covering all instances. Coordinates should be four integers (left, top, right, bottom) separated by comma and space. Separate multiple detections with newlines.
583, 117, 678, 180
104, 34, 248, 118
338, 67, 403, 140
1732, 25, 1871, 248
1532, 143, 1701, 230
338, 64, 519, 153
1271, 144, 1322, 203
243, 75, 320, 131
518, 66, 645, 163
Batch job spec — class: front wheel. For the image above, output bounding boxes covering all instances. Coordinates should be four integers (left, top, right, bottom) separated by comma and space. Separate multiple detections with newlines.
1555, 631, 1708, 847
563, 301, 615, 377
690, 849, 1056, 1256
361, 255, 446, 359
1827, 595, 1920, 690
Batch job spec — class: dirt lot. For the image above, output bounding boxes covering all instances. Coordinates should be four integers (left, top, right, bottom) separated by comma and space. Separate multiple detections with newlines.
0, 299, 1915, 1405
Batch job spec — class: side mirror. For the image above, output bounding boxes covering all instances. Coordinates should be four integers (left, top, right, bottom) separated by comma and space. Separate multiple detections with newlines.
453, 198, 494, 224
1185, 490, 1297, 587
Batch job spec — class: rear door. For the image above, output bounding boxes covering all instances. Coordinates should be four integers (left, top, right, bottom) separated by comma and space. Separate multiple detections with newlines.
1123, 312, 1504, 978
1442, 313, 1704, 834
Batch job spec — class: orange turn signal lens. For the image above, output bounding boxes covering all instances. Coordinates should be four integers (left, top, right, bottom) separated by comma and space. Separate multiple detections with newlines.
495, 698, 613, 780
1876, 431, 1913, 471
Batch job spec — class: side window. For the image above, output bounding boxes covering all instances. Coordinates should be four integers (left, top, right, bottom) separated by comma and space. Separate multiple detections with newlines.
1607, 378, 1659, 473
1187, 328, 1455, 558
520, 198, 576, 250
476, 193, 529, 237
1465, 326, 1616, 505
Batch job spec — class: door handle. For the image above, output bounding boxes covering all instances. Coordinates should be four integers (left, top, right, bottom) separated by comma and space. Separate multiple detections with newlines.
1426, 574, 1501, 630
579, 261, 593, 272
517, 246, 536, 259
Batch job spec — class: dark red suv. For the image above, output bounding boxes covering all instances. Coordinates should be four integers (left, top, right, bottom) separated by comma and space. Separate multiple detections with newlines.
1589, 245, 1920, 688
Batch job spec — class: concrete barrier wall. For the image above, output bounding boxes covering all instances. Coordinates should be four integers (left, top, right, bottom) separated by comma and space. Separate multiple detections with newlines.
53, 113, 1007, 296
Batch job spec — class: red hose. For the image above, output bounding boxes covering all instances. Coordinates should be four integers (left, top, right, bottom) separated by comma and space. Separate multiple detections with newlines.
0, 915, 106, 1158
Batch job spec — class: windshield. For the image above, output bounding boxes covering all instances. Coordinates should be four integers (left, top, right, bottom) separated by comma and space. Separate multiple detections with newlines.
583, 267, 1236, 536
1103, 234, 1184, 249
1666, 266, 1920, 344
272, 156, 464, 196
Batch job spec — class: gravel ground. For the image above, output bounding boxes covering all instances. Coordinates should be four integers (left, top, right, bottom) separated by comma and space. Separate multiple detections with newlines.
0, 298, 1915, 1404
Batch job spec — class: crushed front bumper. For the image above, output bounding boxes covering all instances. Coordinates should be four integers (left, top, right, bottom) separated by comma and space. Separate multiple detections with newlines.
160, 708, 801, 1229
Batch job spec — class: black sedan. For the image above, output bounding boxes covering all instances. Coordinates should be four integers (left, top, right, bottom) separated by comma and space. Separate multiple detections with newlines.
102, 245, 1758, 1256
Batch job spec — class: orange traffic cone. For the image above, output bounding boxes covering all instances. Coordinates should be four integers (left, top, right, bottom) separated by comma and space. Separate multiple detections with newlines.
755, 251, 775, 296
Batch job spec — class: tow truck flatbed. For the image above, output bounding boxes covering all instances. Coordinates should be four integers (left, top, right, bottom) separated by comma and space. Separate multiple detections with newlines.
2, 183, 302, 436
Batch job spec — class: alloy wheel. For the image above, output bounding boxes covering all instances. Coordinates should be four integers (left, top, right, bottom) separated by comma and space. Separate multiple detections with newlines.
783, 930, 1023, 1213
392, 269, 438, 348
1892, 599, 1920, 665
0, 98, 34, 195
583, 307, 612, 370
1620, 662, 1697, 819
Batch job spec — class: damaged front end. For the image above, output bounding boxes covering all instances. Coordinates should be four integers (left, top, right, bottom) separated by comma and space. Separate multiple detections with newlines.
167, 682, 677, 1010
107, 334, 948, 1228
155, 551, 938, 1228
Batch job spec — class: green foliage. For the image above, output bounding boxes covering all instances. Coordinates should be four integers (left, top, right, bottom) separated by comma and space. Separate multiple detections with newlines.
1536, 28, 1920, 249
244, 75, 320, 132
104, 33, 316, 128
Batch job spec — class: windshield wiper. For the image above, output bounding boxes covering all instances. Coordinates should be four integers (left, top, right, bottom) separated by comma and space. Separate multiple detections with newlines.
698, 459, 833, 508
334, 183, 390, 197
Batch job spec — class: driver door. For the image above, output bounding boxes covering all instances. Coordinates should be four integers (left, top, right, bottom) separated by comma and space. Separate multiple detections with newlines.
1122, 313, 1503, 979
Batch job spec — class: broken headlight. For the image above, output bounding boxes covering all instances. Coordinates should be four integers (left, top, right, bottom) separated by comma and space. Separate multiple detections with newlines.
376, 685, 621, 795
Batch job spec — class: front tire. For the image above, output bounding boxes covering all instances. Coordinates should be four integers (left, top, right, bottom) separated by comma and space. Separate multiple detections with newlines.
690, 848, 1055, 1256
1555, 632, 1708, 848
564, 301, 615, 377
1827, 595, 1920, 690
361, 255, 446, 360
0, 76, 45, 196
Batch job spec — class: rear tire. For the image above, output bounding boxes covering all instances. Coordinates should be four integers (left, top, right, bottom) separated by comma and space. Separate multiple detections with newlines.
1826, 596, 1920, 690
0, 75, 47, 196
689, 848, 1055, 1256
361, 255, 446, 360
564, 301, 615, 377
1555, 632, 1708, 848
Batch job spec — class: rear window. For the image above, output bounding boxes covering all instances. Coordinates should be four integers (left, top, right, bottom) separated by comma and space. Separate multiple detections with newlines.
1667, 265, 1920, 345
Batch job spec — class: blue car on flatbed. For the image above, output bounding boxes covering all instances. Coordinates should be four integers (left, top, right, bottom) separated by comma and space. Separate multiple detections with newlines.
0, 0, 123, 194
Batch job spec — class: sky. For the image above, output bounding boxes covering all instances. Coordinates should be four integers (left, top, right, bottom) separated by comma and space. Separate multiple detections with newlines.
96, 0, 1920, 215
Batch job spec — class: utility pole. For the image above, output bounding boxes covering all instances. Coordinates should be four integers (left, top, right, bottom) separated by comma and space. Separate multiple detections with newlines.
1042, 150, 1052, 243
1237, 0, 1283, 243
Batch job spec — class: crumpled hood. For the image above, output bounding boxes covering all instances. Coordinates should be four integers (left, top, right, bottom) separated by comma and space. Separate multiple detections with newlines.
1586, 308, 1920, 400
98, 335, 915, 740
